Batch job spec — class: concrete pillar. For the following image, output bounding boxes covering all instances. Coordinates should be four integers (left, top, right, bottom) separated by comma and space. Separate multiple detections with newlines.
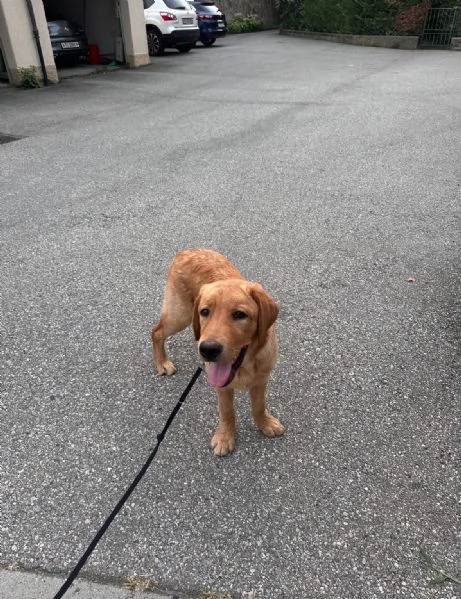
0, 0, 58, 85
118, 0, 149, 68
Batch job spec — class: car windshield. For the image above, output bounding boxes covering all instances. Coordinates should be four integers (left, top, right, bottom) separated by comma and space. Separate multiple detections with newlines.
47, 20, 79, 36
143, 0, 155, 8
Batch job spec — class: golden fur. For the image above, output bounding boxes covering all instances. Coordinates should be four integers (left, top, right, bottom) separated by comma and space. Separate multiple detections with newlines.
152, 248, 284, 455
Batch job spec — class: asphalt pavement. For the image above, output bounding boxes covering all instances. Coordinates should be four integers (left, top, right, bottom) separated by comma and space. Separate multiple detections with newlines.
1, 31, 460, 599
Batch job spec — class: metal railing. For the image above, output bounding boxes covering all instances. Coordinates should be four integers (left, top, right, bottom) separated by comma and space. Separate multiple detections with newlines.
420, 7, 461, 47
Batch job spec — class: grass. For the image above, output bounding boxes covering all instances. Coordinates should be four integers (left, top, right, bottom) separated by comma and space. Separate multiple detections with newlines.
0, 563, 19, 571
419, 547, 461, 588
122, 574, 160, 592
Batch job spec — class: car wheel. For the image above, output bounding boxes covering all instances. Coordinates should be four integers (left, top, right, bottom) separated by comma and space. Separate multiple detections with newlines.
202, 38, 216, 47
177, 43, 195, 53
147, 28, 164, 56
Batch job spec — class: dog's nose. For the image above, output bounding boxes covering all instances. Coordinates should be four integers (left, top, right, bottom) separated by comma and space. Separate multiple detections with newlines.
199, 340, 223, 361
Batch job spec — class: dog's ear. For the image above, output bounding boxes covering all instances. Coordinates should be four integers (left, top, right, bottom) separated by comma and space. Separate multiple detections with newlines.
249, 283, 279, 349
192, 293, 202, 341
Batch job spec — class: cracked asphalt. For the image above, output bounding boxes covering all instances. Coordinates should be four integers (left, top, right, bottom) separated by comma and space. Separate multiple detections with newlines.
1, 31, 460, 599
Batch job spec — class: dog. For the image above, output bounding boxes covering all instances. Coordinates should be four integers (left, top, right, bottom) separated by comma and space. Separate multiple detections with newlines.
152, 248, 284, 456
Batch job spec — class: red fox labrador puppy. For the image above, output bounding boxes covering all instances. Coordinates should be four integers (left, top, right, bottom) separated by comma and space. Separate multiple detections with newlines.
152, 248, 284, 456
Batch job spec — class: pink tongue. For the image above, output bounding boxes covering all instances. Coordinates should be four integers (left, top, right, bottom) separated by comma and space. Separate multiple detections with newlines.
207, 361, 233, 387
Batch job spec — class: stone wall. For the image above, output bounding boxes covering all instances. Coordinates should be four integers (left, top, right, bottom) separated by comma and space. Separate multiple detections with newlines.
217, 0, 277, 26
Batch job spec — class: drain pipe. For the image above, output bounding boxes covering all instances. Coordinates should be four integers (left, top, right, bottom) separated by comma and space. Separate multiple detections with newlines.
24, 0, 49, 85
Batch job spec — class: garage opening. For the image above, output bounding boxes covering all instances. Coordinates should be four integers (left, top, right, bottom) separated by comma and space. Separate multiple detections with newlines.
0, 45, 7, 82
0, 0, 148, 85
43, 0, 124, 69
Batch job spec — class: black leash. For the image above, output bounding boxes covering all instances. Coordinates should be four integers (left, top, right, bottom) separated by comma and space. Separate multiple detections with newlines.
53, 366, 203, 599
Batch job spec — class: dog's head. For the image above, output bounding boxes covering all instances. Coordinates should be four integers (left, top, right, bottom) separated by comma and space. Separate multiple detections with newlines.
192, 279, 278, 387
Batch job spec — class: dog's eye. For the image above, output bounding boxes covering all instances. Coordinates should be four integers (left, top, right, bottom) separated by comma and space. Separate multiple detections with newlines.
200, 308, 210, 317
232, 310, 248, 320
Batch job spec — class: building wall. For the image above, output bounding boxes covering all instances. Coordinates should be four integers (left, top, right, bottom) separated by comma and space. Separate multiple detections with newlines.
87, 0, 120, 57
118, 0, 149, 67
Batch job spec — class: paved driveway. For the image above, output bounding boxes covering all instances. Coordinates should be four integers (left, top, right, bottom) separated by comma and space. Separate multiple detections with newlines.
1, 31, 460, 599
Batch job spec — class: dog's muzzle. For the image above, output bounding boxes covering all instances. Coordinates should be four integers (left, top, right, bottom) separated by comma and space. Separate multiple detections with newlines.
204, 346, 248, 388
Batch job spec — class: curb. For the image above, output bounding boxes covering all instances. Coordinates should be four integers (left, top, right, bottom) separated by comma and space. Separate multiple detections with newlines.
279, 29, 420, 50
0, 570, 183, 599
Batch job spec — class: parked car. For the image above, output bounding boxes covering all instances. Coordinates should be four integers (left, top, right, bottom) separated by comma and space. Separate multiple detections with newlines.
47, 20, 88, 66
188, 1, 227, 46
144, 0, 199, 56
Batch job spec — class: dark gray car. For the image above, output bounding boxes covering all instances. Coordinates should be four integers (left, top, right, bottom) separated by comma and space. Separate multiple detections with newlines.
47, 20, 89, 66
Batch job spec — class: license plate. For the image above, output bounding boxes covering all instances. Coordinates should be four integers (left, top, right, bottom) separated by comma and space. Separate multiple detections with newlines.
182, 17, 193, 24
217, 22, 225, 28
61, 41, 80, 49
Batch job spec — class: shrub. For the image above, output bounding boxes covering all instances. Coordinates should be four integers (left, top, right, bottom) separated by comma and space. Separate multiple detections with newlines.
277, 0, 303, 30
278, 0, 435, 35
394, 2, 428, 34
227, 14, 265, 33
294, 0, 397, 35
18, 66, 42, 89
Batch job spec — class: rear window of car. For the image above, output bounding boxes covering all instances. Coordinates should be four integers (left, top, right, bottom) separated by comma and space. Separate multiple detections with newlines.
47, 20, 79, 36
163, 0, 190, 9
193, 3, 219, 12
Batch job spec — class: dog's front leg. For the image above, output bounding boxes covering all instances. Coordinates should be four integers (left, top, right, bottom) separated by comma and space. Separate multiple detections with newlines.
211, 387, 236, 456
250, 379, 285, 438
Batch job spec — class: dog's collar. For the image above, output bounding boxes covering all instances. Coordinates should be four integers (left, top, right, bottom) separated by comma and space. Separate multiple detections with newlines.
222, 346, 248, 387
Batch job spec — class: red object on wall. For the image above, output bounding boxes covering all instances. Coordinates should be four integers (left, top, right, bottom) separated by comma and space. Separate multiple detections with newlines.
88, 44, 100, 65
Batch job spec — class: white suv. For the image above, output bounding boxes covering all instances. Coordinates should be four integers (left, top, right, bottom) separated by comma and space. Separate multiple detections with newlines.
144, 0, 200, 56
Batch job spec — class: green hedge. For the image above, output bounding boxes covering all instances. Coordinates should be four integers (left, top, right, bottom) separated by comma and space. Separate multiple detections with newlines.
278, 0, 440, 35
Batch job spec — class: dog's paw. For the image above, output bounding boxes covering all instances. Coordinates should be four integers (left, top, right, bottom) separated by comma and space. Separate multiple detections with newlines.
211, 429, 235, 456
157, 360, 177, 376
256, 413, 285, 438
